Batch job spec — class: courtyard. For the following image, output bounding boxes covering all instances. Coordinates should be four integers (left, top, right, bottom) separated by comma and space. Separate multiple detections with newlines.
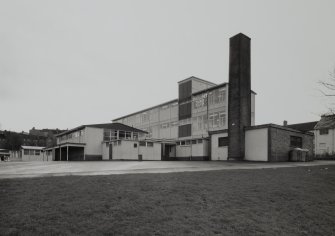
1, 160, 335, 179
0, 163, 334, 235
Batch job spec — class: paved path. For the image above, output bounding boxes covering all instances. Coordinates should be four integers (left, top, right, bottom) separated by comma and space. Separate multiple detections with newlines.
0, 160, 334, 179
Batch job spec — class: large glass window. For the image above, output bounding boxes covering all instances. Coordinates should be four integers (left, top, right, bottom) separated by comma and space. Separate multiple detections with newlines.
125, 131, 131, 139
119, 131, 125, 139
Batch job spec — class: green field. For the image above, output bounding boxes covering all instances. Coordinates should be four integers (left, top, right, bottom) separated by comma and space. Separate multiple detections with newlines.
1, 166, 335, 235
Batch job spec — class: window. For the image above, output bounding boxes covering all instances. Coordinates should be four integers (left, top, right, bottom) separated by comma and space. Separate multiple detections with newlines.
171, 121, 179, 127
290, 136, 302, 148
192, 140, 197, 144
29, 150, 34, 155
179, 102, 192, 120
197, 139, 203, 144
125, 131, 131, 139
219, 112, 226, 127
35, 150, 40, 155
103, 130, 111, 141
185, 140, 190, 145
218, 137, 228, 147
179, 124, 191, 138
320, 129, 329, 135
147, 142, 153, 147
24, 150, 29, 155
161, 105, 169, 110
319, 143, 326, 149
160, 123, 169, 129
139, 141, 146, 146
119, 131, 125, 139
104, 129, 117, 141
133, 132, 138, 140
134, 143, 138, 148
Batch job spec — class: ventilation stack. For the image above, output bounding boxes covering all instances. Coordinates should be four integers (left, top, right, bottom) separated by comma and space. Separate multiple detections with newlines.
228, 33, 251, 160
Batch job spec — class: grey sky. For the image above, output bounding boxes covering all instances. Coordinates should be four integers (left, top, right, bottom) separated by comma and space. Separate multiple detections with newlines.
1, 0, 335, 132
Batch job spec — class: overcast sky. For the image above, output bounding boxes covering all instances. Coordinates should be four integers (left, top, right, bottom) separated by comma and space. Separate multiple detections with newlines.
1, 0, 335, 132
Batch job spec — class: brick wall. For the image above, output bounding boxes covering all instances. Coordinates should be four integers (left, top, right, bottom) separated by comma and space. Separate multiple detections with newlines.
228, 33, 251, 160
269, 127, 314, 162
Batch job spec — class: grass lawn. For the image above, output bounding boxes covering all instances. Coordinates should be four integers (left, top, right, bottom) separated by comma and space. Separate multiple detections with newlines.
1, 165, 335, 235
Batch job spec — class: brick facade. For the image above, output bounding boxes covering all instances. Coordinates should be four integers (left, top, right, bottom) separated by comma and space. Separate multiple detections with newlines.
228, 33, 251, 160
269, 126, 314, 162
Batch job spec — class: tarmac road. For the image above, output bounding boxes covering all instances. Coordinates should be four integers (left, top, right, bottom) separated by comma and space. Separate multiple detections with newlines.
0, 160, 334, 179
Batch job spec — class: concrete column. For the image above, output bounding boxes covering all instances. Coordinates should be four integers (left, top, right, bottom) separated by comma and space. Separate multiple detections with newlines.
228, 33, 251, 160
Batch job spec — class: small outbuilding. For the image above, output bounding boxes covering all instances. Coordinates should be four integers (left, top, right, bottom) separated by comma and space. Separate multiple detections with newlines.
21, 146, 47, 161
244, 124, 314, 162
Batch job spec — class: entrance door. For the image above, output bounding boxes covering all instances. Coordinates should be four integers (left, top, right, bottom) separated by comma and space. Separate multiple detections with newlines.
109, 143, 113, 160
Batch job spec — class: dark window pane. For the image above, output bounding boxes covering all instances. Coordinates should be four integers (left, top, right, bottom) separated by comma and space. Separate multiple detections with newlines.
290, 136, 302, 148
179, 124, 191, 138
218, 137, 228, 147
320, 129, 329, 135
139, 141, 146, 146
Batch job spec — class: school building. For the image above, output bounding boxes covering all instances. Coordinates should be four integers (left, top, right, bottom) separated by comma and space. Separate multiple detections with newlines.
50, 33, 314, 162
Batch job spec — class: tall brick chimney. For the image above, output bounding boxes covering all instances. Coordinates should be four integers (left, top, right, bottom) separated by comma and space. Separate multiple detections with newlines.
228, 33, 251, 160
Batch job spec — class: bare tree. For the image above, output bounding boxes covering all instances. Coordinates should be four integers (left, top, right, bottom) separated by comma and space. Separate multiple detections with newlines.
319, 68, 335, 96
319, 68, 335, 114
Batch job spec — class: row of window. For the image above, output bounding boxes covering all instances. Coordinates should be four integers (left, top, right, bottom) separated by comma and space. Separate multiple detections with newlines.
176, 139, 203, 146
23, 150, 41, 155
138, 111, 226, 138
193, 88, 226, 110
110, 140, 154, 148
120, 102, 179, 125
103, 130, 139, 141
59, 130, 84, 142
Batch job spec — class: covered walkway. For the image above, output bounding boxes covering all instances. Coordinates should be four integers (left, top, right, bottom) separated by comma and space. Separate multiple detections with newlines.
54, 143, 85, 161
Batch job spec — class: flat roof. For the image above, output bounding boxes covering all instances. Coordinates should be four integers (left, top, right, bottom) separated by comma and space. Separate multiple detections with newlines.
178, 76, 217, 86
113, 82, 256, 121
21, 146, 45, 150
245, 124, 314, 135
56, 122, 148, 137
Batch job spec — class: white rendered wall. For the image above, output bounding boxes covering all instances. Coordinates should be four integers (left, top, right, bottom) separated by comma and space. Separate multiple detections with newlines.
139, 143, 161, 160
245, 128, 268, 161
176, 146, 191, 157
102, 142, 109, 160
112, 140, 138, 160
211, 133, 228, 161
21, 152, 44, 161
314, 129, 335, 155
191, 143, 204, 157
85, 127, 103, 155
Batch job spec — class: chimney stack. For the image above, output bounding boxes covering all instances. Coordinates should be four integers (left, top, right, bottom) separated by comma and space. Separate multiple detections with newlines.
228, 33, 251, 160
283, 120, 288, 126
